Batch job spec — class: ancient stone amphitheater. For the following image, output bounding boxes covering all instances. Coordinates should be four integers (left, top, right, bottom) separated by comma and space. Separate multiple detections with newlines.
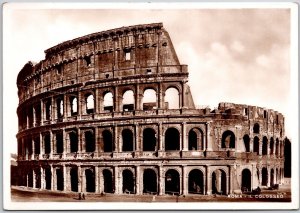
16, 23, 285, 196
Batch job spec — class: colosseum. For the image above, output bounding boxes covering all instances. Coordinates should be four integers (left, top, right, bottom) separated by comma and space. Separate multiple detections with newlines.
16, 23, 285, 197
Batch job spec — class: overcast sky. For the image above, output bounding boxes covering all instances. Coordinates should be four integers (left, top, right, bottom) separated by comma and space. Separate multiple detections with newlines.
3, 4, 294, 154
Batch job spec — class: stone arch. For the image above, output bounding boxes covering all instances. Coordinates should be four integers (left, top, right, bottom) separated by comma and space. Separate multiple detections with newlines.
69, 96, 78, 116
122, 90, 135, 111
262, 136, 268, 155
69, 131, 78, 153
143, 128, 157, 151
122, 169, 135, 193
45, 167, 51, 190
262, 167, 268, 186
34, 168, 41, 188
212, 169, 227, 195
103, 169, 114, 193
165, 169, 180, 194
243, 134, 250, 152
103, 91, 114, 112
56, 97, 64, 118
188, 169, 204, 194
28, 170, 33, 188
221, 130, 235, 149
84, 130, 95, 152
85, 93, 95, 114
102, 130, 114, 152
188, 128, 204, 151
44, 133, 51, 154
85, 168, 95, 192
270, 137, 274, 154
253, 123, 260, 134
70, 167, 78, 192
241, 169, 251, 192
143, 169, 158, 194
142, 88, 157, 110
56, 168, 64, 191
275, 138, 279, 156
165, 87, 180, 109
270, 168, 275, 186
165, 127, 180, 151
253, 136, 260, 155
122, 129, 134, 152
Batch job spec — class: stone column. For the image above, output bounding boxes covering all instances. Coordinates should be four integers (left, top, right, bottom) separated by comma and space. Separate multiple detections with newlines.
135, 166, 140, 195
114, 166, 119, 194
158, 123, 163, 151
95, 88, 100, 114
158, 166, 164, 195
99, 168, 103, 194
114, 87, 119, 112
40, 167, 45, 189
31, 137, 35, 160
206, 166, 212, 195
182, 166, 188, 195
63, 165, 67, 191
63, 129, 67, 158
135, 125, 139, 152
182, 122, 187, 151
158, 83, 165, 109
39, 133, 43, 158
51, 96, 55, 122
135, 84, 141, 111
206, 122, 212, 151
78, 129, 82, 153
181, 81, 186, 108
78, 166, 82, 193
250, 138, 254, 152
95, 127, 100, 155
33, 169, 36, 188
95, 166, 99, 193
51, 165, 54, 190
33, 106, 36, 127
226, 174, 230, 195
258, 168, 262, 186
78, 92, 83, 119
63, 94, 68, 119
267, 167, 271, 187
50, 131, 54, 158
40, 100, 44, 125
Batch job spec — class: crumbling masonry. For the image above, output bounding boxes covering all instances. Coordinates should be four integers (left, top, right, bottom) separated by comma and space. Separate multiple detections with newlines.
16, 23, 285, 195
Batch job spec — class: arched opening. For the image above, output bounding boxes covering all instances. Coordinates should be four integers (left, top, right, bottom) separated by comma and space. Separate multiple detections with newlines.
34, 137, 40, 155
69, 131, 78, 153
86, 94, 94, 114
85, 169, 95, 192
122, 90, 135, 111
122, 129, 134, 152
270, 169, 275, 186
28, 171, 33, 187
35, 169, 41, 188
165, 128, 180, 151
276, 168, 279, 184
103, 92, 113, 112
70, 168, 78, 192
102, 130, 113, 152
243, 134, 250, 152
262, 137, 268, 155
262, 167, 268, 186
56, 98, 64, 118
70, 96, 78, 116
165, 169, 180, 194
56, 168, 64, 191
212, 169, 227, 195
143, 169, 157, 194
241, 169, 252, 192
253, 136, 260, 155
142, 89, 157, 110
188, 128, 204, 151
45, 100, 51, 120
45, 168, 51, 190
103, 169, 114, 193
188, 169, 204, 194
270, 137, 274, 154
275, 139, 279, 157
165, 87, 180, 109
44, 134, 51, 154
253, 123, 260, 134
122, 170, 135, 193
221, 130, 235, 149
143, 128, 157, 151
55, 131, 63, 154
85, 131, 95, 152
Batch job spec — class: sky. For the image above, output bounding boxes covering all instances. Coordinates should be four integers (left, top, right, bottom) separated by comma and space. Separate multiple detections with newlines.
3, 4, 295, 154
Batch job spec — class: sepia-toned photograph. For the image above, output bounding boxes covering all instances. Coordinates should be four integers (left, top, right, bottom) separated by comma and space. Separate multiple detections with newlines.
3, 2, 299, 210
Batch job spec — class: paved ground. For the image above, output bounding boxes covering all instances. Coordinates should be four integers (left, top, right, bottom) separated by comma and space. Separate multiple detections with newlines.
11, 186, 291, 202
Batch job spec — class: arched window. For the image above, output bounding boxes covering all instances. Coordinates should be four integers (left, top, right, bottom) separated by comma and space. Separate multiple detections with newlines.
45, 168, 52, 190
165, 87, 179, 109
123, 90, 134, 111
143, 169, 157, 194
142, 89, 157, 110
243, 134, 250, 152
102, 130, 113, 152
103, 169, 114, 193
212, 169, 227, 195
86, 94, 94, 114
165, 128, 180, 151
122, 170, 135, 193
44, 134, 51, 154
56, 168, 64, 191
70, 97, 78, 115
275, 138, 279, 156
221, 130, 235, 149
270, 137, 274, 154
253, 123, 260, 134
188, 128, 204, 150
69, 131, 78, 153
56, 98, 63, 118
262, 137, 268, 155
103, 92, 113, 112
85, 131, 95, 152
85, 169, 95, 192
253, 136, 260, 155
55, 131, 63, 154
70, 167, 78, 192
142, 128, 157, 151
262, 167, 268, 186
188, 169, 204, 194
122, 129, 134, 152
45, 99, 52, 121
165, 169, 180, 194
241, 169, 251, 192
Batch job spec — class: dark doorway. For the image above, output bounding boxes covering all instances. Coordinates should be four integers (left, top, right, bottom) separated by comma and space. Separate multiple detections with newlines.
165, 169, 180, 194
188, 130, 197, 150
122, 129, 134, 152
270, 169, 275, 186
221, 130, 235, 148
143, 128, 157, 151
243, 135, 250, 152
253, 137, 260, 155
56, 169, 64, 191
165, 128, 180, 151
44, 134, 51, 154
122, 170, 135, 193
45, 168, 51, 190
70, 168, 78, 192
270, 137, 274, 154
188, 169, 204, 194
85, 131, 95, 152
253, 123, 260, 134
56, 132, 64, 154
34, 137, 40, 155
212, 170, 226, 195
103, 169, 114, 193
102, 130, 113, 152
35, 169, 41, 188
143, 169, 157, 194
241, 169, 251, 192
284, 138, 291, 177
28, 171, 33, 187
69, 132, 78, 153
85, 169, 95, 192
262, 167, 268, 186
262, 137, 268, 155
